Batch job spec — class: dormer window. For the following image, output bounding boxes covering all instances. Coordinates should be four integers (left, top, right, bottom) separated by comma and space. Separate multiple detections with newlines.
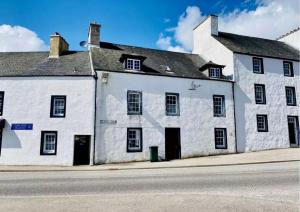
209, 68, 221, 78
126, 59, 141, 71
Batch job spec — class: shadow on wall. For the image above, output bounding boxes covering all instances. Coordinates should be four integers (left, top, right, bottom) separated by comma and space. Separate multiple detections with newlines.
235, 84, 251, 152
2, 122, 22, 148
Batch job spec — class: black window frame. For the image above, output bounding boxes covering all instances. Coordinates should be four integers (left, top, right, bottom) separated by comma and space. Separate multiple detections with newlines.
256, 114, 268, 132
214, 128, 227, 149
127, 128, 143, 153
40, 131, 57, 155
285, 86, 297, 106
254, 84, 266, 104
50, 95, 66, 118
165, 93, 180, 116
127, 90, 142, 115
213, 95, 226, 117
252, 57, 264, 74
283, 61, 294, 77
0, 91, 4, 116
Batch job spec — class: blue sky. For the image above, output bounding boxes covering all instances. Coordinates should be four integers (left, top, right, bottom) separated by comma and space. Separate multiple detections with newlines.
0, 0, 299, 52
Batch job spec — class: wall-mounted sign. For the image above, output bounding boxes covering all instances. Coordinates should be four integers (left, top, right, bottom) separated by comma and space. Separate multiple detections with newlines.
100, 120, 117, 124
11, 123, 33, 130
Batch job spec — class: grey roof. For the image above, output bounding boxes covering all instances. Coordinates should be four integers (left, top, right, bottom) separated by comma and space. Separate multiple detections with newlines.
214, 32, 300, 61
91, 42, 209, 79
0, 51, 92, 77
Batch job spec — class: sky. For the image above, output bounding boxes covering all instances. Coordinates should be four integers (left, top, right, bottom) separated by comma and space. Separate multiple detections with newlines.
0, 0, 299, 52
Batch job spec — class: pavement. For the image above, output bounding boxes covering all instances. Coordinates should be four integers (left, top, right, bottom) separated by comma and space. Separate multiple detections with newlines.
0, 148, 299, 172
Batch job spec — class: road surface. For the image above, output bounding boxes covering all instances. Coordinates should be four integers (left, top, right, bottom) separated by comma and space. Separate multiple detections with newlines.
0, 161, 299, 212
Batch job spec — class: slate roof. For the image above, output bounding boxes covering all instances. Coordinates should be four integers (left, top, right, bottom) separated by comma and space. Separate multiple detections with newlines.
0, 51, 92, 77
214, 32, 300, 61
91, 42, 209, 79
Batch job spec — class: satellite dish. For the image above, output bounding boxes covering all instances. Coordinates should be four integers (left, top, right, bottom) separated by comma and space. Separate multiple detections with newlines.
79, 41, 87, 48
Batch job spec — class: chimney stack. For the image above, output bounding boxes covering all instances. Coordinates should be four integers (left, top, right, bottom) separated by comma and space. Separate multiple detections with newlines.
210, 15, 218, 36
49, 32, 69, 58
88, 22, 101, 49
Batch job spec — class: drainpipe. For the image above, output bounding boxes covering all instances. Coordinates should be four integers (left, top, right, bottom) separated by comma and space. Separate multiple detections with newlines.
232, 82, 238, 153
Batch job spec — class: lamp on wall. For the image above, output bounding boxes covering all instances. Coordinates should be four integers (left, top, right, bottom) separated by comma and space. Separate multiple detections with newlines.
101, 72, 109, 84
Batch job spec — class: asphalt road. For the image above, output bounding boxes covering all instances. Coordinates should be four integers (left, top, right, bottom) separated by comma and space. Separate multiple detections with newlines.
0, 161, 299, 212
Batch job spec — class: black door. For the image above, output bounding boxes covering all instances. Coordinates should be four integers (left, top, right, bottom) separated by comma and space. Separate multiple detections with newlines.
165, 128, 181, 160
288, 116, 299, 147
74, 135, 90, 165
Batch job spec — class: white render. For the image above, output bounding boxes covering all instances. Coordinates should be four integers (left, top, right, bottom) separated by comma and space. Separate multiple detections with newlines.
193, 15, 300, 153
278, 29, 300, 51
193, 16, 234, 77
95, 71, 236, 164
0, 77, 95, 165
234, 54, 299, 152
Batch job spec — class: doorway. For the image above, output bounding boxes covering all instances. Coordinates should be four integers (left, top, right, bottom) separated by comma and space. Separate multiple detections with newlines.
165, 128, 181, 160
288, 116, 299, 147
73, 135, 91, 165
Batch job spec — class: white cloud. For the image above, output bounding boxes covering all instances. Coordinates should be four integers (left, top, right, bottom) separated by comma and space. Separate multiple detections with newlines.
156, 0, 300, 52
0, 24, 48, 52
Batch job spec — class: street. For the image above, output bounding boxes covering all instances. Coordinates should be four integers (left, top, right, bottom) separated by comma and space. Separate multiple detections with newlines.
0, 161, 299, 212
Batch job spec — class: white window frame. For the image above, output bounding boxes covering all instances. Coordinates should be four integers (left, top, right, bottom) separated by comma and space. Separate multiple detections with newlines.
127, 128, 142, 152
213, 95, 225, 117
215, 128, 227, 149
257, 115, 268, 132
41, 131, 57, 155
126, 59, 141, 71
127, 91, 142, 115
166, 93, 180, 116
209, 68, 221, 78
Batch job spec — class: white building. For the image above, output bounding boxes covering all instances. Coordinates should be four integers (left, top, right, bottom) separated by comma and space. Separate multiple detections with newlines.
0, 34, 96, 165
0, 18, 299, 166
193, 15, 300, 153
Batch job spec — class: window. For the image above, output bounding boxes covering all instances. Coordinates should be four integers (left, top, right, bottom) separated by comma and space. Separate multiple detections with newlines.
0, 92, 4, 116
126, 59, 141, 71
283, 61, 294, 77
50, 96, 66, 118
40, 131, 57, 155
127, 128, 142, 152
257, 115, 268, 132
285, 87, 297, 106
253, 57, 264, 74
166, 93, 180, 116
209, 68, 221, 78
213, 95, 225, 117
214, 128, 227, 149
254, 84, 266, 104
127, 91, 142, 115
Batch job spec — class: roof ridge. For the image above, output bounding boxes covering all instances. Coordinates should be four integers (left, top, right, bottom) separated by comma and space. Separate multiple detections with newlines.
218, 31, 279, 42
276, 27, 300, 40
100, 41, 199, 56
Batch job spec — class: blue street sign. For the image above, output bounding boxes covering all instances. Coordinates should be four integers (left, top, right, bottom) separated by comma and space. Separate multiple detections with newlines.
11, 123, 33, 130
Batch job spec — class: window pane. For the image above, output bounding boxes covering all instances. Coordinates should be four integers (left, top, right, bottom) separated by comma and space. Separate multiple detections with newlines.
128, 91, 141, 114
43, 133, 56, 154
166, 94, 179, 115
127, 129, 142, 151
215, 128, 227, 148
213, 96, 225, 117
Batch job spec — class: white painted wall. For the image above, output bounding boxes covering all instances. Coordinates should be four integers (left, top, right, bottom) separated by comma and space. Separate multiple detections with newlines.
95, 71, 236, 164
0, 77, 95, 166
234, 54, 300, 152
278, 29, 300, 51
193, 16, 234, 77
